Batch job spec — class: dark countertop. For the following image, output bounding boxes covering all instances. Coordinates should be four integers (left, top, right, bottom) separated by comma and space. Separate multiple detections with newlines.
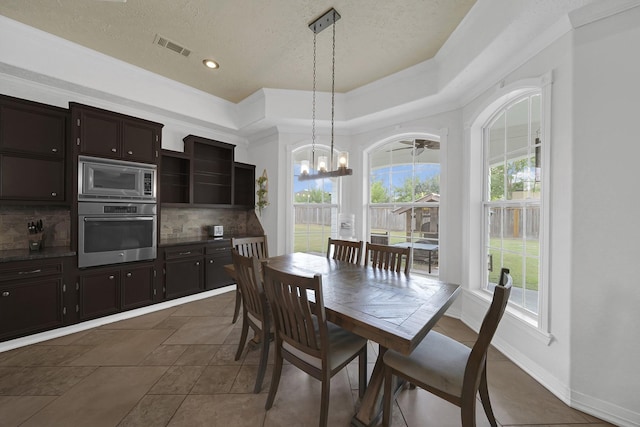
159, 234, 262, 247
0, 246, 76, 263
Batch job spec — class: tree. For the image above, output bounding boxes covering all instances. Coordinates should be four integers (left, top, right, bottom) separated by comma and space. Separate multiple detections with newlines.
370, 180, 390, 203
394, 176, 440, 202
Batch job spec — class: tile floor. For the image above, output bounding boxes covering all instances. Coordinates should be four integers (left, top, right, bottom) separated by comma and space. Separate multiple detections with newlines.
0, 290, 612, 427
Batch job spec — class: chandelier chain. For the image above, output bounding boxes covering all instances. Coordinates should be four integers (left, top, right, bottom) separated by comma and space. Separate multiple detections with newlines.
311, 32, 317, 170
330, 9, 336, 170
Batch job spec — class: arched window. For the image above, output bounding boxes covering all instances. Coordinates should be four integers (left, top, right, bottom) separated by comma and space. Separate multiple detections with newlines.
483, 91, 544, 315
368, 138, 441, 275
292, 145, 341, 255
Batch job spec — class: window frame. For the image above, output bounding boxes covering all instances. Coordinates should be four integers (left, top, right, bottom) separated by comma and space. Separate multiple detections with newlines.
478, 79, 552, 332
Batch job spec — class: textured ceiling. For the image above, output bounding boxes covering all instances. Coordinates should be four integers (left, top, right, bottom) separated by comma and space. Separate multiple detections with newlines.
0, 0, 476, 103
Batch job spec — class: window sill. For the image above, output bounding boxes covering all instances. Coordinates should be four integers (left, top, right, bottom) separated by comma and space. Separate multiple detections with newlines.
468, 289, 553, 346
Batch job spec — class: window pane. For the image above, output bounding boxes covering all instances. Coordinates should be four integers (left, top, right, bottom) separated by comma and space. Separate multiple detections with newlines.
483, 92, 543, 317
369, 138, 440, 276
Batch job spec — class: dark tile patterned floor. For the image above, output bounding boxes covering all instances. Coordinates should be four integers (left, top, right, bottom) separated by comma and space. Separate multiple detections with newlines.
0, 291, 612, 426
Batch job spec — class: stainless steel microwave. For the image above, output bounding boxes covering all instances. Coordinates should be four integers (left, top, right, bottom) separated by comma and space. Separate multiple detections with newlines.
78, 155, 156, 202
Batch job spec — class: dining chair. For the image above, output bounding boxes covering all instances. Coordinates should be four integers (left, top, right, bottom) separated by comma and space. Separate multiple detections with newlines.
382, 268, 513, 427
231, 235, 269, 324
262, 264, 368, 427
364, 242, 412, 274
326, 237, 363, 264
231, 249, 271, 393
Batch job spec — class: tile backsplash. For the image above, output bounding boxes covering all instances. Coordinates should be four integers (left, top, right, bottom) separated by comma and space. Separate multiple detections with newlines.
0, 205, 71, 250
160, 207, 264, 240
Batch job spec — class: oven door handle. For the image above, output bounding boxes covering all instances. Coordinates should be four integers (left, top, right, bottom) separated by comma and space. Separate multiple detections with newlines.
83, 217, 155, 222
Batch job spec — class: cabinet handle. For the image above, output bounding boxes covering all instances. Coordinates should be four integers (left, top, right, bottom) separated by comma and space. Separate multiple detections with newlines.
51, 192, 57, 197
108, 275, 115, 280
126, 272, 132, 278
209, 259, 214, 264
111, 148, 117, 153
1, 291, 9, 297
51, 148, 58, 153
18, 269, 41, 275
195, 261, 200, 266
179, 251, 191, 256
127, 150, 133, 155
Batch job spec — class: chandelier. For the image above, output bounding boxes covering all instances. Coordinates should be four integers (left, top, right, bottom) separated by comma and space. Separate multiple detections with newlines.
299, 8, 352, 181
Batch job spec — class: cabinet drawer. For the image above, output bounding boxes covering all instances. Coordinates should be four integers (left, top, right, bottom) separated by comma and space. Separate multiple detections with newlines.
205, 243, 231, 256
0, 259, 63, 282
164, 245, 204, 261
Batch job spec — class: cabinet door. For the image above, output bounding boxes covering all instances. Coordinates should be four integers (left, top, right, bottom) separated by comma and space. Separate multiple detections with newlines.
0, 98, 66, 157
165, 258, 203, 299
122, 264, 155, 310
78, 108, 121, 158
122, 119, 158, 164
0, 277, 63, 341
0, 155, 64, 201
205, 254, 233, 290
79, 269, 121, 320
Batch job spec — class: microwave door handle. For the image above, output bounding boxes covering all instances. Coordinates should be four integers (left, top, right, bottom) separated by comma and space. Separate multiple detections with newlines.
83, 217, 155, 222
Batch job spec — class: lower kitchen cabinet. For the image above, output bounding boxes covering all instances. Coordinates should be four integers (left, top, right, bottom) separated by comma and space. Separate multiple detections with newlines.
78, 268, 121, 320
78, 261, 158, 320
0, 258, 66, 341
122, 264, 156, 310
163, 245, 204, 299
205, 242, 233, 290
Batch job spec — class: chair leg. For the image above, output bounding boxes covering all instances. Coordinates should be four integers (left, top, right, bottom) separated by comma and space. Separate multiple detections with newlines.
382, 366, 393, 427
234, 313, 248, 361
460, 389, 477, 427
358, 346, 367, 398
232, 288, 242, 324
265, 345, 283, 410
254, 328, 270, 393
479, 363, 497, 427
319, 371, 330, 427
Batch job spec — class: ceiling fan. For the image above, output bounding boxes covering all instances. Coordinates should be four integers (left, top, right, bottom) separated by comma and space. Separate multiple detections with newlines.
392, 139, 440, 155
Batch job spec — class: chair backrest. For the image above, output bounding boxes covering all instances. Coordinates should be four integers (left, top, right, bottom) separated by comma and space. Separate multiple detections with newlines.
262, 264, 327, 362
326, 238, 363, 264
231, 249, 267, 322
232, 235, 269, 259
463, 268, 512, 396
364, 242, 411, 274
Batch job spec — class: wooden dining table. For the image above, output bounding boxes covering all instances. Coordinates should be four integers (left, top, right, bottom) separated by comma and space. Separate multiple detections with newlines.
225, 252, 460, 427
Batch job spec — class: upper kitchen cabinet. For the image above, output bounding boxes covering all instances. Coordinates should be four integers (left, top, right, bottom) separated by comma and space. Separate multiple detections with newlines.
70, 102, 163, 164
187, 135, 234, 205
0, 94, 68, 203
233, 162, 256, 208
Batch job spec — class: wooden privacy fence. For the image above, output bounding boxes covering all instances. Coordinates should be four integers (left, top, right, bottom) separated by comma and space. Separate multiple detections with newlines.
489, 206, 540, 238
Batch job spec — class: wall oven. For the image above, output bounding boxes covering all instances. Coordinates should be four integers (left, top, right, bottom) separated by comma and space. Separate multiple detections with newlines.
78, 155, 156, 202
78, 202, 157, 268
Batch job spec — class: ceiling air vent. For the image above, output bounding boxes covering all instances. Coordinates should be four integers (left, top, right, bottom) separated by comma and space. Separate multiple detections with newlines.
154, 34, 191, 57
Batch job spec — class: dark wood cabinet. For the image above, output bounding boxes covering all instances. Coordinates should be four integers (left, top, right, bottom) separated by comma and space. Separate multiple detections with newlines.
0, 94, 68, 203
78, 261, 158, 320
70, 102, 163, 164
205, 242, 234, 290
164, 245, 204, 299
122, 264, 155, 310
233, 162, 256, 207
0, 155, 64, 201
0, 258, 66, 341
160, 136, 255, 208
78, 268, 121, 320
160, 151, 190, 204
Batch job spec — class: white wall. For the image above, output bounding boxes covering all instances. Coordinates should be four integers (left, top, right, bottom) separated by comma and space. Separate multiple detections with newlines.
571, 7, 640, 423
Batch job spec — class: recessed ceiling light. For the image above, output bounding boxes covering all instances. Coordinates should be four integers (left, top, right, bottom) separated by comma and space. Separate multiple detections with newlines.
203, 59, 219, 69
